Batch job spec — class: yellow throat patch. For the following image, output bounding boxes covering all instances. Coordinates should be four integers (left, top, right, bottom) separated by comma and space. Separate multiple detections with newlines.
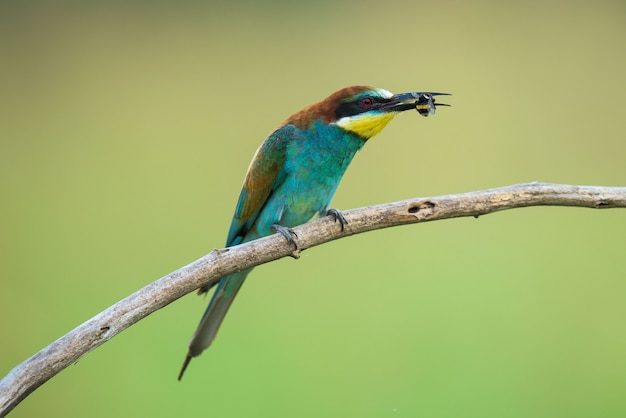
336, 112, 398, 140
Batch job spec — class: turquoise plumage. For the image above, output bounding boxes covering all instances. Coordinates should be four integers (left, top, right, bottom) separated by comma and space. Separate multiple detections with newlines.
179, 86, 448, 379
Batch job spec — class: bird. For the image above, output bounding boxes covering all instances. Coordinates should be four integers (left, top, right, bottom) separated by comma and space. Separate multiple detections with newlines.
178, 86, 449, 380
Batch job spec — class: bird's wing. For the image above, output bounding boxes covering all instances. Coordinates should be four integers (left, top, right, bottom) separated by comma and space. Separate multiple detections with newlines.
225, 124, 295, 246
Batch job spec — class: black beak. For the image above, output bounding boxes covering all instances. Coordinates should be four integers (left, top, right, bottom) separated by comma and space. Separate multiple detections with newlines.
383, 92, 451, 117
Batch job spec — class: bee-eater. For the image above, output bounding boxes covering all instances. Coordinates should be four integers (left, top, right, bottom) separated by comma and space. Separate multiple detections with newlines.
179, 86, 448, 380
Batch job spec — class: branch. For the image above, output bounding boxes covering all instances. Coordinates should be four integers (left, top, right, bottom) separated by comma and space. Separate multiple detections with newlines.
1, 182, 625, 416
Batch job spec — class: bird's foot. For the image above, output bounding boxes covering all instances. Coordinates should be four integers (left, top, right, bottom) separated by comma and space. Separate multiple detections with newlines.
326, 208, 348, 232
272, 223, 300, 259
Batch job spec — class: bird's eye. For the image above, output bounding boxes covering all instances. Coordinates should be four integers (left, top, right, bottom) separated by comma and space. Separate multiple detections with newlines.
360, 97, 373, 107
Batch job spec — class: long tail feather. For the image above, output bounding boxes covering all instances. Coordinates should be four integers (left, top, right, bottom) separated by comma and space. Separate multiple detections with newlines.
178, 270, 250, 380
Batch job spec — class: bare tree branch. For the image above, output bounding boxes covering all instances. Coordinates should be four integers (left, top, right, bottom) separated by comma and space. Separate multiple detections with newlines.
1, 182, 625, 416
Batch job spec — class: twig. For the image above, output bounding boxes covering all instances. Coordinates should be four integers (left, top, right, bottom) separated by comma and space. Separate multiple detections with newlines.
1, 182, 625, 416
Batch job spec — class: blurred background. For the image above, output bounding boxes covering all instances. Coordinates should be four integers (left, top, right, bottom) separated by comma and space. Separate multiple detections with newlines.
1, 0, 625, 417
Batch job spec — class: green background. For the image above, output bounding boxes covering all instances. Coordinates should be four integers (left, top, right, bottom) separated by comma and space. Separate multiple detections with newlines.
2, 0, 625, 417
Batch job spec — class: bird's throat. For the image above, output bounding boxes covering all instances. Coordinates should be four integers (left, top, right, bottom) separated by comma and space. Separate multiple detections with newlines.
336, 112, 398, 140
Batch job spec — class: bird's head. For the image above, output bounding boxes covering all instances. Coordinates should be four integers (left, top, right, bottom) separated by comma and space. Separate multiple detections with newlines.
286, 86, 450, 140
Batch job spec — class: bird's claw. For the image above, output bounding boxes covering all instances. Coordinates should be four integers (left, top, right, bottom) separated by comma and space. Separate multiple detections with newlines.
272, 224, 300, 259
326, 208, 347, 231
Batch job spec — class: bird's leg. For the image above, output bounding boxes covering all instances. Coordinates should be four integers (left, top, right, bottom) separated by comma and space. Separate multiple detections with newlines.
272, 224, 300, 259
325, 208, 348, 232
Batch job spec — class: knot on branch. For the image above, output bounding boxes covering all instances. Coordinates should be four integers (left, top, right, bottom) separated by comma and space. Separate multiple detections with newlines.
408, 200, 436, 220
96, 326, 111, 342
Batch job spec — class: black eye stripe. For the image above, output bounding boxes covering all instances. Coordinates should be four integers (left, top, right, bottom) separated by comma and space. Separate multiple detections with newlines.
335, 96, 385, 120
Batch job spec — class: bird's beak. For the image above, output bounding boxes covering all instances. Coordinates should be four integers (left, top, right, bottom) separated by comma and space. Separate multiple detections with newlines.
383, 92, 451, 117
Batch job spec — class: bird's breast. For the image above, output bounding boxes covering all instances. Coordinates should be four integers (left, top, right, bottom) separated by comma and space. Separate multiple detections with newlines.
276, 124, 364, 226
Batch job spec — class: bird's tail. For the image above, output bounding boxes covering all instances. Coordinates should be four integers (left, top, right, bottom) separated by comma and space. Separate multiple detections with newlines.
178, 270, 250, 380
